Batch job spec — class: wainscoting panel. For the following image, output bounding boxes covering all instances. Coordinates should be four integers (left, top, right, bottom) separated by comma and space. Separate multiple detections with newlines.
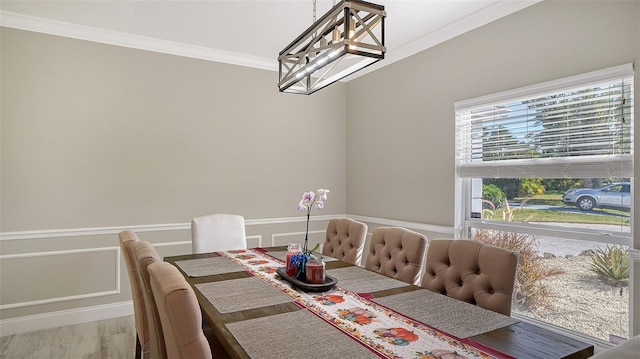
0, 215, 453, 336
0, 247, 119, 310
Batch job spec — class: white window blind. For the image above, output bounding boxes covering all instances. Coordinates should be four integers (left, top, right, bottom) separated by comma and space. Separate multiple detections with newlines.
455, 64, 634, 178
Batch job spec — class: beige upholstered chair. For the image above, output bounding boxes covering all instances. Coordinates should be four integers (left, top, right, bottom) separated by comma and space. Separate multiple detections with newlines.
421, 239, 518, 316
590, 334, 640, 358
135, 240, 166, 359
119, 230, 149, 359
322, 218, 368, 265
364, 227, 428, 285
191, 213, 247, 254
148, 262, 212, 359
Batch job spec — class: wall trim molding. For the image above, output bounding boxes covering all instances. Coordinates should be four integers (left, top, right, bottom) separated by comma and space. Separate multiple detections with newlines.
0, 11, 276, 72
0, 247, 121, 310
0, 2, 541, 83
0, 214, 345, 241
0, 214, 454, 241
271, 230, 326, 248
350, 215, 456, 235
0, 301, 133, 337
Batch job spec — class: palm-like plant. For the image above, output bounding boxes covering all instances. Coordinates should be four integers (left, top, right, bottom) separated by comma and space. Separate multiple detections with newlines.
590, 245, 629, 286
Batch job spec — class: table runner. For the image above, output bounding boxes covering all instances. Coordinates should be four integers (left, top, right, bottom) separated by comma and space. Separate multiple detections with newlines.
372, 290, 519, 339
195, 277, 294, 313
327, 266, 410, 293
226, 309, 379, 359
174, 257, 245, 277
218, 249, 511, 359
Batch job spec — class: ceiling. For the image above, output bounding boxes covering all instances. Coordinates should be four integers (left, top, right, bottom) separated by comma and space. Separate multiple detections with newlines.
0, 0, 540, 80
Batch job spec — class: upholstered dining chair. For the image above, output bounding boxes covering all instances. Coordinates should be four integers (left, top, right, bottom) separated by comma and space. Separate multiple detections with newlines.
364, 227, 428, 285
148, 262, 212, 359
134, 240, 166, 359
421, 239, 518, 316
322, 218, 368, 265
590, 334, 640, 358
119, 230, 150, 359
191, 213, 247, 254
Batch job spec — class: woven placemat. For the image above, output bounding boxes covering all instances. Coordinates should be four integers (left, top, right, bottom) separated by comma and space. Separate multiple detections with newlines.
174, 257, 245, 277
226, 310, 379, 359
327, 266, 409, 293
195, 277, 294, 313
373, 289, 519, 339
266, 251, 288, 262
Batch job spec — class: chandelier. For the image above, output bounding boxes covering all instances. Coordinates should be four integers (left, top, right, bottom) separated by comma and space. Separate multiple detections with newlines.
278, 0, 386, 95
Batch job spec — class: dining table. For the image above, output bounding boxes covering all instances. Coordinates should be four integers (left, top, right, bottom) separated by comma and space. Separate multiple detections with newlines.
164, 246, 594, 359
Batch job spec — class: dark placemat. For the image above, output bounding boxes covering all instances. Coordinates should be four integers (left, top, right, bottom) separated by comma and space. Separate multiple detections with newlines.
174, 257, 245, 277
327, 266, 409, 293
195, 277, 294, 313
226, 310, 379, 359
373, 289, 519, 339
265, 250, 287, 262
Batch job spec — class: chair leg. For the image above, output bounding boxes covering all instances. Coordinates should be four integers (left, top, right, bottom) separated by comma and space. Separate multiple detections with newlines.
135, 333, 142, 359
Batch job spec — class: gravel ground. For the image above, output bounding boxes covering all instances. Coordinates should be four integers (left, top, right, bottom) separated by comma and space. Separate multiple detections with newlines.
513, 253, 629, 341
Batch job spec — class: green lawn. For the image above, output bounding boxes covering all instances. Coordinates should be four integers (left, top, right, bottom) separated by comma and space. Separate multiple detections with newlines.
487, 191, 630, 225
514, 191, 564, 206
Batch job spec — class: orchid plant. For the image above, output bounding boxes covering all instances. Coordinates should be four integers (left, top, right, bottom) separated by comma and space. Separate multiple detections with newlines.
297, 188, 330, 254
291, 189, 329, 279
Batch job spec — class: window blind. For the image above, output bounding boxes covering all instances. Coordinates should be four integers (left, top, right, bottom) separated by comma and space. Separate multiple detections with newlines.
455, 64, 634, 179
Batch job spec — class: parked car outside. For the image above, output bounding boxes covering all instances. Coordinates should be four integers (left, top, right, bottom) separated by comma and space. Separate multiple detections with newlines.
563, 182, 631, 211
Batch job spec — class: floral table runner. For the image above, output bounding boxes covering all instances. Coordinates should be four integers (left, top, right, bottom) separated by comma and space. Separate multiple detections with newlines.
218, 248, 512, 359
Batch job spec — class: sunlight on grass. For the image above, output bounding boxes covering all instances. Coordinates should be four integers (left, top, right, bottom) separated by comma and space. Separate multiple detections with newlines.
507, 209, 629, 225
489, 193, 630, 225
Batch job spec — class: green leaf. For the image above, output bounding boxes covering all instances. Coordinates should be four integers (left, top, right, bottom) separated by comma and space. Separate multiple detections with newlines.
309, 243, 320, 253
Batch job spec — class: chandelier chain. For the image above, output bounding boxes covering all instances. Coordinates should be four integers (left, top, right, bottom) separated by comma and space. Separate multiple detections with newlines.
313, 0, 316, 22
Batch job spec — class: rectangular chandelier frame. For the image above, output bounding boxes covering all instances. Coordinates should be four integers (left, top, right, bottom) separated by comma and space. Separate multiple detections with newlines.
278, 0, 386, 95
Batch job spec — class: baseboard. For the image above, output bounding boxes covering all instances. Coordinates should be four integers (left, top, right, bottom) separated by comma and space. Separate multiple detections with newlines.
0, 301, 133, 337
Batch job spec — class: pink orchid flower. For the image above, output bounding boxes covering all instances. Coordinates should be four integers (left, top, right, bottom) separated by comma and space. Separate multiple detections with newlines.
302, 191, 315, 203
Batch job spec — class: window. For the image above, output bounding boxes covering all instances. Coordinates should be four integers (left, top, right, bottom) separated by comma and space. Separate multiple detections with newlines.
455, 64, 634, 344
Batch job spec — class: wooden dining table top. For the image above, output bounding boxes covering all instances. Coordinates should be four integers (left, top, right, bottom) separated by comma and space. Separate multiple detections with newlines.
164, 247, 594, 359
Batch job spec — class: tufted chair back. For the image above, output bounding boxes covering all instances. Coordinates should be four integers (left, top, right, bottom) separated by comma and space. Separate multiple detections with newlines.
322, 218, 368, 265
421, 239, 518, 316
135, 240, 167, 359
148, 262, 212, 359
119, 230, 149, 359
364, 227, 428, 285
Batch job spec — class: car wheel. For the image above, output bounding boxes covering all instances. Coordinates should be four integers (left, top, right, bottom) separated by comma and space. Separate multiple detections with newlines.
577, 197, 595, 211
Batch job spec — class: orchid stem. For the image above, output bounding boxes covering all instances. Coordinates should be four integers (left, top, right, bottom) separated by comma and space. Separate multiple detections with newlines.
304, 211, 310, 254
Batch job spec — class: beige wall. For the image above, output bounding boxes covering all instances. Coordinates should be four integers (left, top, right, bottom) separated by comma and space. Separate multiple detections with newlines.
2, 0, 640, 337
0, 27, 348, 325
346, 0, 640, 336
0, 28, 347, 231
346, 0, 640, 227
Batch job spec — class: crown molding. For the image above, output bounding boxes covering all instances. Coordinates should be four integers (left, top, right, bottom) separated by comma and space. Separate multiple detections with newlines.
344, 0, 543, 81
0, 11, 278, 72
2, 1, 541, 81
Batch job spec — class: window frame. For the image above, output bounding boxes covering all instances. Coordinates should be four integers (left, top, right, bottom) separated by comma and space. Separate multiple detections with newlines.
453, 64, 635, 345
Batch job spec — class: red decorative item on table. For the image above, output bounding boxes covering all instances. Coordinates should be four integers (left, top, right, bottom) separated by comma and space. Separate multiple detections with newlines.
285, 242, 302, 276
305, 257, 325, 284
